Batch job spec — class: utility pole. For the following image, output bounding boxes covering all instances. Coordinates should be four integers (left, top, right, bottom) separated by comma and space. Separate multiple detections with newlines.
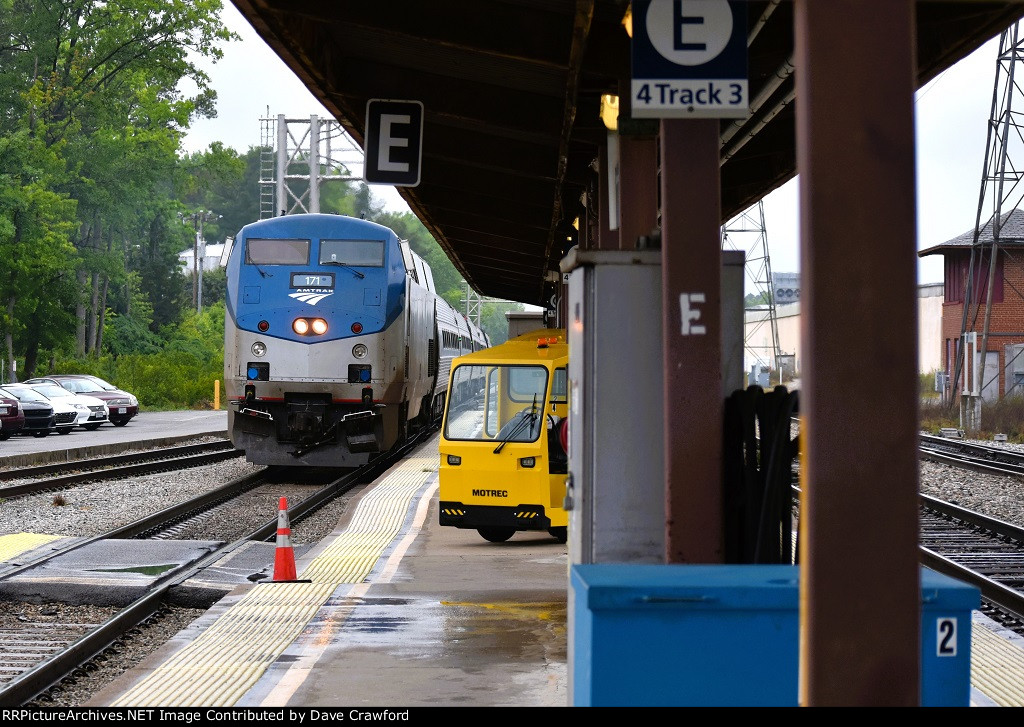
188, 210, 220, 313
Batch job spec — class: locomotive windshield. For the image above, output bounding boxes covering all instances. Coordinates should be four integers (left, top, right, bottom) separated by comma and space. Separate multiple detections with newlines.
320, 239, 385, 266
445, 364, 549, 442
246, 238, 309, 265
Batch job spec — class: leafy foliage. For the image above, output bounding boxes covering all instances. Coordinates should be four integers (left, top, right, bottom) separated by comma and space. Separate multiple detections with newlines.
0, 2, 523, 405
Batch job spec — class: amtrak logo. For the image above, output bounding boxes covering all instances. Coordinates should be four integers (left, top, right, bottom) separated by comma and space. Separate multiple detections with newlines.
289, 289, 334, 305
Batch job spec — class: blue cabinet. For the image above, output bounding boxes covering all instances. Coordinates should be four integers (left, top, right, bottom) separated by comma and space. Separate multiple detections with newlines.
569, 564, 978, 706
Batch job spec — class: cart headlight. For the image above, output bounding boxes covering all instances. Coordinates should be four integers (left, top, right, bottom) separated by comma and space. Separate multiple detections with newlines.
251, 341, 267, 357
353, 344, 368, 359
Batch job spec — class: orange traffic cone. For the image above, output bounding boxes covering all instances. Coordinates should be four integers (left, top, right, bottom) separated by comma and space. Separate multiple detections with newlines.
273, 496, 298, 581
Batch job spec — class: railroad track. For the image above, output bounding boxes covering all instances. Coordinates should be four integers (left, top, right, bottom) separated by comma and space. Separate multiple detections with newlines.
0, 427, 433, 707
919, 495, 1024, 631
0, 441, 242, 499
919, 433, 1024, 477
787, 430, 1024, 629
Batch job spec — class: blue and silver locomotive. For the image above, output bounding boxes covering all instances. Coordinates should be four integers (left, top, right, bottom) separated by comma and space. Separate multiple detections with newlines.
224, 213, 489, 467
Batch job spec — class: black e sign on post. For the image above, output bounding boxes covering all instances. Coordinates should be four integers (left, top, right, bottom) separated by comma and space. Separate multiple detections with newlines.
364, 99, 424, 187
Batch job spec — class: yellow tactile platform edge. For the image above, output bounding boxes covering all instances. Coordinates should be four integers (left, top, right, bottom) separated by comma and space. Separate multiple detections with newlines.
0, 532, 61, 561
111, 443, 440, 707
972, 619, 1024, 707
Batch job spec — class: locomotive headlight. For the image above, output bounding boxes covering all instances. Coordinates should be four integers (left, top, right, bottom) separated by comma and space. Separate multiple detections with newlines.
292, 318, 328, 336
352, 344, 368, 359
251, 341, 267, 357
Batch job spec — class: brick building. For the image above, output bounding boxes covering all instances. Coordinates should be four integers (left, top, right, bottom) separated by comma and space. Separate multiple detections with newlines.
918, 207, 1024, 402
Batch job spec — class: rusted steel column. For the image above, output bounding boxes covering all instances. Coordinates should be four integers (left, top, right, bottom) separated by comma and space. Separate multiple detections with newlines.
795, 0, 920, 706
618, 135, 659, 250
660, 118, 723, 564
595, 142, 618, 250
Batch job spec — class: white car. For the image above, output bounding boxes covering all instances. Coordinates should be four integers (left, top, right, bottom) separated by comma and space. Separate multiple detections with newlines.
28, 382, 109, 431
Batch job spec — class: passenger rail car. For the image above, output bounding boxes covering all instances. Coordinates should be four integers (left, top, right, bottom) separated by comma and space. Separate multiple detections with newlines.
224, 213, 489, 467
438, 329, 569, 543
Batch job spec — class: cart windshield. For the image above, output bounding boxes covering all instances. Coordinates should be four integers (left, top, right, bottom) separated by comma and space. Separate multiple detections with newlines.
444, 364, 549, 442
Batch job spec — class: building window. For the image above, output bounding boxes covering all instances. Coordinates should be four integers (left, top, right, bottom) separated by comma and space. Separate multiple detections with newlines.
944, 251, 1003, 304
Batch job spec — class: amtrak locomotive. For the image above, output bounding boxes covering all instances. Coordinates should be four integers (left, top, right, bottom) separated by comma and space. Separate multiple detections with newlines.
224, 213, 489, 467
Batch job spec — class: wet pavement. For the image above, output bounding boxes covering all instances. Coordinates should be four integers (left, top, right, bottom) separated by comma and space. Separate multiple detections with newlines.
253, 519, 569, 707
83, 436, 570, 708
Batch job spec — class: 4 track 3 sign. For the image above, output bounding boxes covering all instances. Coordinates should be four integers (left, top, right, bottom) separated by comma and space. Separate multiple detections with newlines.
631, 0, 748, 119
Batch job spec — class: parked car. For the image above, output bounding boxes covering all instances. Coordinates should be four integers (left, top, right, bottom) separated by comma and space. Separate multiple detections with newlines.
0, 388, 25, 439
25, 375, 139, 426
8, 383, 80, 434
26, 383, 108, 431
0, 385, 56, 437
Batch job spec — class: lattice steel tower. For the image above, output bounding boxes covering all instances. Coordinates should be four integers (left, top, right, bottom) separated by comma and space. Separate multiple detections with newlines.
954, 24, 1024, 431
722, 199, 782, 382
258, 114, 365, 218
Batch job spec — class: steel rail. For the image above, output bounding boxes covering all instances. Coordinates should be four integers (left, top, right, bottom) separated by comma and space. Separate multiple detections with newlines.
0, 427, 436, 706
0, 448, 243, 499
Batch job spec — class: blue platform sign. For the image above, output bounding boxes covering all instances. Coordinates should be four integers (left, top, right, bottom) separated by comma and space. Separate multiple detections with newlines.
631, 0, 748, 118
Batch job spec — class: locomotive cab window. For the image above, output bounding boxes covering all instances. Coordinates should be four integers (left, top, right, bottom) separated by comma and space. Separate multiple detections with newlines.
246, 238, 309, 265
319, 239, 385, 266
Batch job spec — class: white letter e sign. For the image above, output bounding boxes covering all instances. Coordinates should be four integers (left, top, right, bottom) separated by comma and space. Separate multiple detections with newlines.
679, 292, 706, 335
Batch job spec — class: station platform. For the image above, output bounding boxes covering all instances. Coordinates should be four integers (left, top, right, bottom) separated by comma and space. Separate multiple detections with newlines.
4, 410, 1024, 707
83, 433, 569, 708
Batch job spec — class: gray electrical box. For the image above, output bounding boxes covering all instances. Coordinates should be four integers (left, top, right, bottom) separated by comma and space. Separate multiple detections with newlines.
563, 249, 665, 565
560, 249, 745, 566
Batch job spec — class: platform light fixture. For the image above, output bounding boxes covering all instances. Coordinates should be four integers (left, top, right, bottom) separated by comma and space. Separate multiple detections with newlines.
600, 94, 619, 131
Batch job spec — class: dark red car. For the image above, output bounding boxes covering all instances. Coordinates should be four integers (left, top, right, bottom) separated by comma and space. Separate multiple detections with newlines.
0, 388, 25, 439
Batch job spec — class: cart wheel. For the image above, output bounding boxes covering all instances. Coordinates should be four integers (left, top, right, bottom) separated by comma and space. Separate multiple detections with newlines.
477, 527, 515, 543
548, 527, 567, 544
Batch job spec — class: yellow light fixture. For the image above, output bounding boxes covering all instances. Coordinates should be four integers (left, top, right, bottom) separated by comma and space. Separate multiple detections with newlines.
622, 5, 632, 38
600, 93, 619, 131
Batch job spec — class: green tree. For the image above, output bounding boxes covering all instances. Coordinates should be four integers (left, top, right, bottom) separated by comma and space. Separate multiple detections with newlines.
745, 292, 769, 308
0, 131, 78, 380
371, 209, 467, 309
179, 142, 251, 241
1, 0, 235, 366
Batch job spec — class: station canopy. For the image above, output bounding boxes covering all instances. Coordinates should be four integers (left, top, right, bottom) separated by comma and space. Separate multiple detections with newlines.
231, 1, 1024, 306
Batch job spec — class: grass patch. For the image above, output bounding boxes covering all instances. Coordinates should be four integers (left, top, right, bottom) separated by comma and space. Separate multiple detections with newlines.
920, 395, 1024, 442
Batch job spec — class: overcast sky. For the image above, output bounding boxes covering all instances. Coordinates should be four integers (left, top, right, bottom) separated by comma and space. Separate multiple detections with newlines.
183, 4, 1012, 287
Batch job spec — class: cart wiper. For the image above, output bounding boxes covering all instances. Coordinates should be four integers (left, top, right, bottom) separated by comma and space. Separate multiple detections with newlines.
493, 394, 537, 453
323, 260, 365, 279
